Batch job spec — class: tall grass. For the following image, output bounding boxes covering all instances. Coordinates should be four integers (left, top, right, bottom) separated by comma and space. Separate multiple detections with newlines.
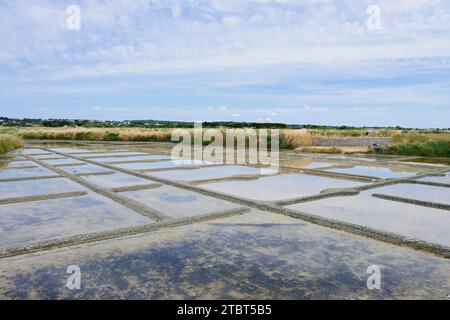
18, 128, 173, 142
309, 129, 366, 137
18, 127, 315, 149
374, 141, 450, 157
390, 133, 450, 144
280, 129, 314, 149
309, 129, 405, 137
0, 134, 24, 154
12, 127, 450, 157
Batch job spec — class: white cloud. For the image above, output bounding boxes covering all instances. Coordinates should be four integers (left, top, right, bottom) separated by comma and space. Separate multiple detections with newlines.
222, 16, 240, 27
1, 0, 449, 79
1, 0, 450, 127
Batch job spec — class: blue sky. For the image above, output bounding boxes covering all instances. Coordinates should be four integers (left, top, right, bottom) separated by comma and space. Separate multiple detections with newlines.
1, 0, 450, 127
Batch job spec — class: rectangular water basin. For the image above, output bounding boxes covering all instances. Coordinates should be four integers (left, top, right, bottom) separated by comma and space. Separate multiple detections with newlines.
92, 155, 171, 163
151, 165, 277, 182
370, 183, 450, 206
417, 173, 450, 185
60, 164, 113, 175
0, 167, 56, 180
286, 191, 450, 247
40, 158, 87, 166
0, 193, 153, 249
48, 147, 94, 154
200, 173, 365, 201
117, 159, 214, 171
81, 172, 152, 188
280, 160, 337, 169
0, 178, 86, 199
1, 161, 36, 168
324, 165, 419, 179
120, 185, 239, 218
33, 154, 62, 160
21, 149, 50, 155
80, 152, 150, 158
1, 210, 450, 299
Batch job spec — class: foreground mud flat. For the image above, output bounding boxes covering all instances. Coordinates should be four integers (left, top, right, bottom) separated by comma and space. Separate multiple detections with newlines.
0, 141, 449, 299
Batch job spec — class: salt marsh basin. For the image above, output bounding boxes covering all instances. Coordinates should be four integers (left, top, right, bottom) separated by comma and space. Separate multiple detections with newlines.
0, 141, 449, 299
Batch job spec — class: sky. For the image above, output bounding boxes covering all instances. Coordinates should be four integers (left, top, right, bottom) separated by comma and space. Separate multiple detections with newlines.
0, 0, 449, 128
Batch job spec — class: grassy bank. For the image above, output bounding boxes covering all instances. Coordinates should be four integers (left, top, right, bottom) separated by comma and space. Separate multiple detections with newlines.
17, 127, 173, 142
279, 129, 314, 148
3, 126, 450, 157
15, 127, 316, 148
374, 141, 450, 157
0, 134, 24, 154
390, 133, 450, 143
308, 128, 402, 137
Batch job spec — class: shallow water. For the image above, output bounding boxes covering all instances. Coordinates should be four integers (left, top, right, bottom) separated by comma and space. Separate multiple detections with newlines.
81, 172, 152, 188
151, 165, 277, 182
1, 143, 449, 299
0, 166, 56, 180
121, 185, 239, 218
91, 155, 171, 163
60, 164, 113, 175
418, 173, 450, 185
0, 161, 36, 168
48, 148, 95, 154
40, 158, 86, 166
116, 159, 213, 171
280, 159, 336, 169
287, 191, 450, 247
324, 165, 419, 179
80, 152, 149, 158
0, 211, 449, 299
0, 193, 153, 248
370, 183, 450, 205
201, 173, 365, 201
32, 154, 62, 160
21, 149, 50, 155
0, 178, 86, 199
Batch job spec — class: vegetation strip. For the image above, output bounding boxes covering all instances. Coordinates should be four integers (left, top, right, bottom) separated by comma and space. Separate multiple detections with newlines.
82, 154, 157, 159
0, 191, 88, 205
408, 180, 450, 188
138, 163, 225, 173
53, 163, 87, 167
0, 134, 24, 154
275, 189, 360, 206
23, 154, 169, 222
119, 146, 382, 182
106, 158, 172, 165
374, 141, 450, 157
2, 166, 38, 170
371, 194, 450, 211
189, 174, 278, 185
21, 152, 52, 156
281, 206, 450, 258
33, 157, 67, 160
73, 151, 137, 155
75, 171, 116, 177
0, 207, 250, 259
278, 166, 380, 182
44, 147, 450, 258
111, 183, 163, 193
0, 175, 62, 183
